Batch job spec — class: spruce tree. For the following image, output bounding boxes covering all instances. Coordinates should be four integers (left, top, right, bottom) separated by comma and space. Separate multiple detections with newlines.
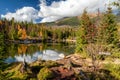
76, 10, 97, 52
99, 7, 118, 45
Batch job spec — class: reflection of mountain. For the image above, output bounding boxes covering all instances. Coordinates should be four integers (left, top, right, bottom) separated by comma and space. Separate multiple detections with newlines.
5, 50, 64, 64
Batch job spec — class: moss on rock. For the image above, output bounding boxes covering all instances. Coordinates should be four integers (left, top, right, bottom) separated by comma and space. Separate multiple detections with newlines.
3, 63, 31, 80
37, 67, 54, 80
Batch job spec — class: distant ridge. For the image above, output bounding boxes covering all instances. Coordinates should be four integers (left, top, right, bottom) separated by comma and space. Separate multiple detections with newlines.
38, 12, 120, 27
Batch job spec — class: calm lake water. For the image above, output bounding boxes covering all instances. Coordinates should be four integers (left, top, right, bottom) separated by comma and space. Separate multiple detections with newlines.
4, 42, 76, 63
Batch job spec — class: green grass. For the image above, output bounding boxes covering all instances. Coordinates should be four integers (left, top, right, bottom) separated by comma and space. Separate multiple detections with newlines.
37, 67, 54, 80
104, 63, 120, 80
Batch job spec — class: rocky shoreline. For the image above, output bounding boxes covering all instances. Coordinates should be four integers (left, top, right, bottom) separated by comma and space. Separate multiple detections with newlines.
4, 54, 120, 80
4, 54, 98, 80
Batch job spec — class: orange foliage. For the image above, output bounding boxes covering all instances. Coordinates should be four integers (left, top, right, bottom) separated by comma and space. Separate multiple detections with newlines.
18, 47, 22, 54
0, 21, 2, 25
38, 31, 43, 37
21, 28, 27, 39
18, 44, 27, 54
17, 25, 28, 39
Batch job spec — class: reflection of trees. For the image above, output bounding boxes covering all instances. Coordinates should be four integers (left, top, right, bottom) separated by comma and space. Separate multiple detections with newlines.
27, 45, 40, 54
18, 44, 28, 54
17, 43, 75, 56
7, 44, 18, 57
39, 45, 43, 51
45, 43, 75, 55
6, 42, 75, 58
18, 44, 40, 55
0, 33, 6, 58
0, 32, 9, 79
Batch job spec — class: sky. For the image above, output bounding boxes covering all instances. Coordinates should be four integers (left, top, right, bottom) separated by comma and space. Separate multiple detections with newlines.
0, 0, 118, 23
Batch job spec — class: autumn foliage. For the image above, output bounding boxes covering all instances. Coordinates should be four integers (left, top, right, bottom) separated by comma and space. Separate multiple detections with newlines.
17, 25, 28, 39
18, 44, 27, 54
0, 20, 2, 25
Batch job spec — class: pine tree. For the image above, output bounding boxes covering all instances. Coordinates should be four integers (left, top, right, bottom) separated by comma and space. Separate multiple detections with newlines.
80, 10, 97, 43
76, 10, 97, 52
76, 27, 85, 52
99, 7, 118, 44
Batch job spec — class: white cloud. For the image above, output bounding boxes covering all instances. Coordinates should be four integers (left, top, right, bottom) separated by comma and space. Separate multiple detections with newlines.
1, 0, 118, 23
39, 0, 117, 22
1, 7, 39, 23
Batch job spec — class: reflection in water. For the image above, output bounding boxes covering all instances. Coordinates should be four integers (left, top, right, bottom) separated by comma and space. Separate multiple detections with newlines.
42, 50, 65, 60
5, 50, 65, 63
4, 42, 75, 64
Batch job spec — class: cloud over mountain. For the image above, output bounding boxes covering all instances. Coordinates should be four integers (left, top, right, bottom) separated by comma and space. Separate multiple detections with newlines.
1, 0, 118, 23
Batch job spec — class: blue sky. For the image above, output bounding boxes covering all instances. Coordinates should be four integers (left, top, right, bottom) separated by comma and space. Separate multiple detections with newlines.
0, 0, 117, 23
0, 0, 39, 14
0, 0, 65, 15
